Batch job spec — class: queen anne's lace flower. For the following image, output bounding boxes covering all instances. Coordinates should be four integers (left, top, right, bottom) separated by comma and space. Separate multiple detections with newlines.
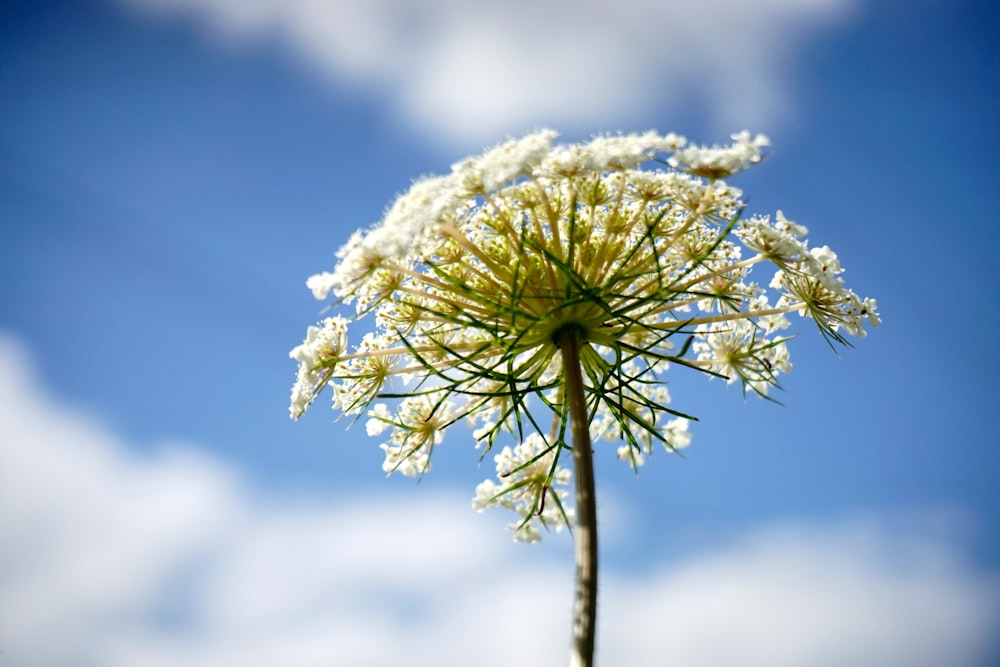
289, 129, 879, 539
473, 433, 574, 543
288, 316, 349, 419
669, 130, 770, 178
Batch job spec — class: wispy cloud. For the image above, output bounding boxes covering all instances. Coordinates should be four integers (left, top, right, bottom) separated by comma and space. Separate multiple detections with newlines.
1, 332, 996, 666
117, 0, 862, 146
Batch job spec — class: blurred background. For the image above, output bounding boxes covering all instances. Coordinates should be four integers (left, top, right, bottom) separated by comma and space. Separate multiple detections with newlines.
1, 0, 998, 665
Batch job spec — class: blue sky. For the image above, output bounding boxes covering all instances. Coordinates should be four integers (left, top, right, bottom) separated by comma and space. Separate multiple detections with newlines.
1, 0, 999, 665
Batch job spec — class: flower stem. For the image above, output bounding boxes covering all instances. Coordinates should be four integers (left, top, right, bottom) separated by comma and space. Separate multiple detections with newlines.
555, 326, 598, 667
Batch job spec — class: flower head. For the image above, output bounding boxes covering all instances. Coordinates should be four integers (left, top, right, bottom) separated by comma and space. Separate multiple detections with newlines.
290, 129, 878, 539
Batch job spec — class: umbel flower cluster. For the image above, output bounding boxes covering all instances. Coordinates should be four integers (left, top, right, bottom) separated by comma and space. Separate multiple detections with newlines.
289, 129, 879, 542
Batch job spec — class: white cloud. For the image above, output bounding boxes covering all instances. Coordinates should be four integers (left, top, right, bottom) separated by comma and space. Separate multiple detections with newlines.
1, 331, 998, 666
117, 0, 862, 146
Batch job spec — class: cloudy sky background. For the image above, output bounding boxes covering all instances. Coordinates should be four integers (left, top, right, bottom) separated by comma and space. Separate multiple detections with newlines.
1, 0, 999, 665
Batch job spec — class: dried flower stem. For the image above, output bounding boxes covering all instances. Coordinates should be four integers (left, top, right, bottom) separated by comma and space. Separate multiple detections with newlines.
556, 325, 598, 667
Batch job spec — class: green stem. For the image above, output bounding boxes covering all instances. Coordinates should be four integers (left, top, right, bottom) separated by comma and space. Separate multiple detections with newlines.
555, 326, 598, 667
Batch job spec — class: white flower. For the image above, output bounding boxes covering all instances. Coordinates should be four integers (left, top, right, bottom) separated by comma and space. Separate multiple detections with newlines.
863, 298, 881, 328
665, 418, 692, 450
806, 245, 844, 291
668, 130, 769, 177
306, 272, 338, 300
583, 130, 675, 170
774, 210, 808, 237
617, 417, 691, 469
377, 394, 455, 477
452, 129, 558, 192
365, 403, 392, 436
290, 128, 878, 537
380, 441, 430, 477
288, 316, 349, 419
472, 433, 573, 542
692, 319, 791, 396
737, 213, 810, 262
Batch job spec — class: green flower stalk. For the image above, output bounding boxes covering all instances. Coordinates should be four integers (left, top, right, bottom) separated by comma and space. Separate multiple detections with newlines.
289, 129, 879, 667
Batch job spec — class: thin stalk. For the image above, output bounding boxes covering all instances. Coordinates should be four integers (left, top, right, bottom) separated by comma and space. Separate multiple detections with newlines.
555, 326, 598, 667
